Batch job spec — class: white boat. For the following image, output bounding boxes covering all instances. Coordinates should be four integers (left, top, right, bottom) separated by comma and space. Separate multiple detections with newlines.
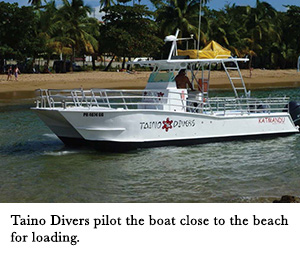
32, 30, 300, 151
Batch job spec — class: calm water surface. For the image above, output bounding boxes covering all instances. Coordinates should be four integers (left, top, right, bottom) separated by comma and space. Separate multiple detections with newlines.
0, 88, 299, 203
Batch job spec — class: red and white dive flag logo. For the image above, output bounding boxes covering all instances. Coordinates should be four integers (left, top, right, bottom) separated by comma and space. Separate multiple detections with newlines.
162, 118, 173, 132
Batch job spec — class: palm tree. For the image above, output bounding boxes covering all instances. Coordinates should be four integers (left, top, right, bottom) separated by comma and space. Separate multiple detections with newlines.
156, 0, 210, 43
35, 1, 58, 66
205, 5, 252, 57
99, 0, 116, 10
243, 0, 280, 67
28, 0, 47, 8
53, 0, 99, 71
35, 1, 73, 69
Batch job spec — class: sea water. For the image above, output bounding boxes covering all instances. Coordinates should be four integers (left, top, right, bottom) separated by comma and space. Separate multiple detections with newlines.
0, 88, 299, 203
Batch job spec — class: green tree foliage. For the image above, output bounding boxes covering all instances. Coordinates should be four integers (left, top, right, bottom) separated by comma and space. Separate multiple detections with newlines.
28, 0, 47, 9
2, 0, 300, 71
45, 0, 100, 71
199, 1, 299, 69
56, 1, 98, 58
241, 0, 280, 67
0, 2, 45, 71
156, 0, 209, 40
100, 0, 116, 10
100, 4, 163, 69
278, 5, 300, 68
36, 1, 60, 64
203, 5, 246, 55
0, 0, 99, 73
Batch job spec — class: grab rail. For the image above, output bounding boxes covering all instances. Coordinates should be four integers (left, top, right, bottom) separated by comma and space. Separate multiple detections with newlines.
35, 88, 290, 115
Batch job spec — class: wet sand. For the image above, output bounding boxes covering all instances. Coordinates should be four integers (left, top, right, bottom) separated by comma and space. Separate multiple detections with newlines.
0, 69, 300, 95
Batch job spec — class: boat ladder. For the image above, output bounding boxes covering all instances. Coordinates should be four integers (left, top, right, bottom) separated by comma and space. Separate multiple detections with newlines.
221, 60, 248, 98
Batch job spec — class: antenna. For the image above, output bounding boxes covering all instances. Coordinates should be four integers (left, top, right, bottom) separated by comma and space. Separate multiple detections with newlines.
197, 0, 202, 58
166, 29, 180, 61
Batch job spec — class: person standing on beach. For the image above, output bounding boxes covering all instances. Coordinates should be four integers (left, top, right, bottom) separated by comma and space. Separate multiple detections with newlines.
13, 66, 20, 81
7, 66, 13, 81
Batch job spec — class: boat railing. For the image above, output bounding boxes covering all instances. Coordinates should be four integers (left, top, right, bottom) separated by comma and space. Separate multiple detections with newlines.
35, 89, 290, 115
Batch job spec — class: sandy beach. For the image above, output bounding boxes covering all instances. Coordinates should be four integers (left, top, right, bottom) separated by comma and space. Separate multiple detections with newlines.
1, 69, 300, 94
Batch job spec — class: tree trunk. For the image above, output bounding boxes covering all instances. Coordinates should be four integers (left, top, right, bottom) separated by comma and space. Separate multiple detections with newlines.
126, 57, 131, 70
47, 54, 50, 66
70, 47, 75, 72
92, 53, 96, 71
0, 58, 5, 74
62, 55, 67, 73
31, 57, 36, 73
104, 55, 115, 71
122, 56, 126, 69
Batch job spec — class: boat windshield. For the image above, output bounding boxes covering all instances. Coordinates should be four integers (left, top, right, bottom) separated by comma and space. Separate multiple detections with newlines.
148, 72, 175, 83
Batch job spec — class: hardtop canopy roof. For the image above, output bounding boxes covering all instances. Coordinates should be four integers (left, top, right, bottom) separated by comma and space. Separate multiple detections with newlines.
129, 57, 249, 71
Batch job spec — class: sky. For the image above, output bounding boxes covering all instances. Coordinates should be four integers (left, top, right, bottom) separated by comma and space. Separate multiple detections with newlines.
3, 0, 300, 18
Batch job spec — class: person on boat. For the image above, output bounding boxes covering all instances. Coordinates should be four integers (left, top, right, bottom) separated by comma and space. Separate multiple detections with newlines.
175, 69, 195, 90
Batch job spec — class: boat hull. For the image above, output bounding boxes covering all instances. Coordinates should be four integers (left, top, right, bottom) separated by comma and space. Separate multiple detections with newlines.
59, 131, 296, 152
33, 108, 299, 151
